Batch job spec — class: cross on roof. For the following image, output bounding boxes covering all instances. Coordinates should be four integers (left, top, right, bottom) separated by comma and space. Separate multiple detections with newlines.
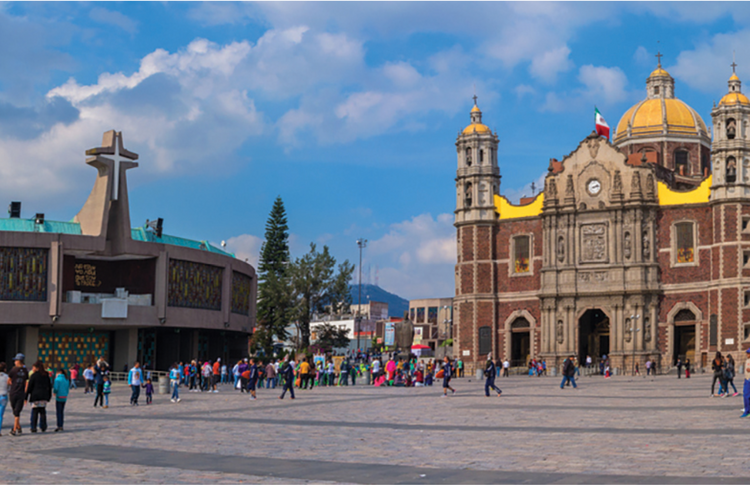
101, 133, 128, 201
472, 94, 478, 106
732, 51, 737, 73
655, 51, 663, 67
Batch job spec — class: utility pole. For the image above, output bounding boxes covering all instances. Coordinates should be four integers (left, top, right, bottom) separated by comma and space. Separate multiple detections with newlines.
356, 239, 367, 354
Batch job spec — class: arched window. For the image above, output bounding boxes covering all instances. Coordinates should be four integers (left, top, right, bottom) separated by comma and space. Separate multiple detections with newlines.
464, 182, 472, 207
674, 150, 689, 175
727, 156, 737, 183
727, 118, 737, 139
674, 309, 696, 322
465, 147, 472, 167
478, 326, 492, 355
513, 235, 530, 273
654, 86, 660, 95
675, 222, 695, 264
511, 317, 530, 330
479, 149, 484, 163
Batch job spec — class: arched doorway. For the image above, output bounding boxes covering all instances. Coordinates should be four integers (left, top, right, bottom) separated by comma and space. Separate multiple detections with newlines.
673, 309, 696, 364
579, 309, 610, 363
510, 317, 530, 366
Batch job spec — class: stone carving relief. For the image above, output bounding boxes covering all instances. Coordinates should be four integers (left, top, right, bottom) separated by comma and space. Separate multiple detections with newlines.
578, 271, 608, 282
624, 318, 632, 343
642, 222, 651, 260
586, 137, 600, 159
613, 170, 623, 193
557, 236, 565, 262
547, 177, 557, 200
645, 173, 655, 198
556, 320, 564, 344
643, 317, 651, 342
581, 223, 607, 262
623, 231, 632, 260
631, 172, 642, 196
566, 175, 574, 197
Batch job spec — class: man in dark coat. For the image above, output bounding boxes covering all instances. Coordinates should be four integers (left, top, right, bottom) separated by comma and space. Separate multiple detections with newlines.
484, 354, 502, 397
560, 355, 578, 389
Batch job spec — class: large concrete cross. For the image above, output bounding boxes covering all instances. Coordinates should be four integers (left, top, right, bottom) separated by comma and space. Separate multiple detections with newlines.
101, 133, 127, 201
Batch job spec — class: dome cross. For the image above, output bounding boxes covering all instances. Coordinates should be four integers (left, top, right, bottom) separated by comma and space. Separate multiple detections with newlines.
655, 51, 663, 67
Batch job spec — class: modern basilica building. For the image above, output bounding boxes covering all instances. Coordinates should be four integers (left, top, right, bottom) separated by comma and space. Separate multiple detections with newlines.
454, 59, 750, 375
0, 131, 256, 371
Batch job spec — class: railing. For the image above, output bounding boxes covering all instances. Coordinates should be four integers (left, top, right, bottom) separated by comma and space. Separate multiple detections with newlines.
105, 370, 169, 382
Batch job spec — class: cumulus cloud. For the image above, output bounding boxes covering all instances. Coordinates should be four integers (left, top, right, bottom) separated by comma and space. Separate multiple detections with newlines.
368, 213, 456, 299
224, 233, 263, 268
670, 30, 750, 92
530, 46, 574, 83
542, 65, 631, 113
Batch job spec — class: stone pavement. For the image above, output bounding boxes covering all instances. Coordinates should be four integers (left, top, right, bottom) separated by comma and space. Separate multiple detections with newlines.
2, 373, 749, 483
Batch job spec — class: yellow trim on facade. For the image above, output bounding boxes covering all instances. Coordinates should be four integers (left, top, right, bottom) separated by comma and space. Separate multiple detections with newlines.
495, 193, 544, 220
657, 175, 712, 206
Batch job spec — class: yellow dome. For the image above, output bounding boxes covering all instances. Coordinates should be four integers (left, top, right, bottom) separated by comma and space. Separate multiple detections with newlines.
463, 123, 491, 135
471, 105, 481, 113
730, 72, 740, 82
615, 98, 707, 143
649, 67, 671, 78
719, 92, 750, 106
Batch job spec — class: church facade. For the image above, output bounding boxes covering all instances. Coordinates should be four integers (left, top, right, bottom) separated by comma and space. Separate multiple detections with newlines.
454, 61, 750, 374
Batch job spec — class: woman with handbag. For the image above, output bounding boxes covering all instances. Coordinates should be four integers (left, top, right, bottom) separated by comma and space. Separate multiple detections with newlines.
26, 361, 52, 433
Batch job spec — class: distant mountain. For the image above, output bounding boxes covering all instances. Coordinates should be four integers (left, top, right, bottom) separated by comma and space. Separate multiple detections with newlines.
349, 284, 409, 318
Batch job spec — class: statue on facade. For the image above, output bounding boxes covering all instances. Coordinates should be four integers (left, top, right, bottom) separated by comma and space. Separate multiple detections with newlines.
613, 170, 623, 193
645, 173, 655, 198
395, 312, 415, 351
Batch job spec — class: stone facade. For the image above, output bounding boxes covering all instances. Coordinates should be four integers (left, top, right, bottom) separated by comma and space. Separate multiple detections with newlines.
455, 66, 750, 375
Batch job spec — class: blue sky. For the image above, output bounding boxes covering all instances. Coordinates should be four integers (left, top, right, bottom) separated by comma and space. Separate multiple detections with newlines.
0, 2, 748, 299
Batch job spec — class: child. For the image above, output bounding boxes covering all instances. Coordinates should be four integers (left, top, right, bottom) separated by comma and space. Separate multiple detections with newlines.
103, 376, 111, 408
605, 364, 611, 379
144, 378, 154, 404
52, 368, 69, 432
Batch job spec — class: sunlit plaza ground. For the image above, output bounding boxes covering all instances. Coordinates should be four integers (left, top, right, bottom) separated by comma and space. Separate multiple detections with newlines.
2, 373, 749, 484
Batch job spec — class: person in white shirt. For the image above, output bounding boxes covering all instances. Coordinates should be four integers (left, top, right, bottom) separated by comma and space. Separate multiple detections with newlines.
371, 359, 381, 385
502, 359, 510, 377
741, 349, 750, 418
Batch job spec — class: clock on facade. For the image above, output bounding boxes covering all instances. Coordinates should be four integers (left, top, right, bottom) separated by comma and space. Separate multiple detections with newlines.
587, 179, 601, 195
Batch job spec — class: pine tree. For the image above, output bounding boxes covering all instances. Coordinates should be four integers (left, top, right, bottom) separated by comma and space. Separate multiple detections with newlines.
255, 196, 291, 355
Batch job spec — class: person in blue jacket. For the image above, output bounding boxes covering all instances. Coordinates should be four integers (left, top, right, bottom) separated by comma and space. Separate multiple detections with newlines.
52, 368, 70, 432
128, 361, 143, 406
484, 354, 502, 397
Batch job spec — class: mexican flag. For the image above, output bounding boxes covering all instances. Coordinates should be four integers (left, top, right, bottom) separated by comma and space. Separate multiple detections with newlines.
595, 108, 610, 139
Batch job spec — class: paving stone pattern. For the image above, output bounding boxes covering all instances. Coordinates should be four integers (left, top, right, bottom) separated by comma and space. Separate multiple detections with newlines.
2, 373, 749, 483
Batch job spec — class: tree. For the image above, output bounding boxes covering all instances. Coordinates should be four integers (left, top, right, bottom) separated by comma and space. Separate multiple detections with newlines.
255, 196, 292, 355
289, 243, 355, 349
312, 323, 351, 353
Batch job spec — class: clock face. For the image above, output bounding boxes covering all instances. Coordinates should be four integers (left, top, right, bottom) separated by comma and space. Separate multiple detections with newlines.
588, 179, 601, 195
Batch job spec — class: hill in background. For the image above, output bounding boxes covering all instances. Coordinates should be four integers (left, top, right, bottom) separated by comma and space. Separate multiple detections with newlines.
349, 284, 409, 318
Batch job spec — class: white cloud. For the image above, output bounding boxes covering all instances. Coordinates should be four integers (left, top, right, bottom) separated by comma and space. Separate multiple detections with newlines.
224, 234, 263, 268
670, 30, 750, 92
89, 7, 138, 34
368, 213, 456, 299
530, 46, 573, 83
542, 65, 630, 113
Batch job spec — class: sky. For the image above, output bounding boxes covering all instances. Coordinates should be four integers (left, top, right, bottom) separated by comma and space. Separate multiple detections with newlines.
1, 2, 749, 300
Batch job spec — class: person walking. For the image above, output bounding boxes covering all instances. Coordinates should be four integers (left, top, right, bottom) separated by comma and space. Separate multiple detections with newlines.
441, 356, 455, 397
265, 360, 277, 389
169, 363, 181, 403
144, 378, 154, 404
0, 362, 8, 436
212, 358, 221, 392
299, 358, 311, 390
484, 354, 502, 397
69, 365, 78, 390
83, 365, 94, 394
741, 349, 750, 418
26, 361, 52, 433
52, 368, 69, 432
711, 352, 725, 397
93, 359, 106, 408
560, 355, 578, 389
457, 358, 464, 378
102, 375, 111, 408
685, 359, 691, 378
8, 353, 28, 436
502, 359, 510, 377
128, 361, 143, 406
724, 354, 739, 397
676, 358, 683, 379
247, 358, 259, 400
279, 358, 295, 400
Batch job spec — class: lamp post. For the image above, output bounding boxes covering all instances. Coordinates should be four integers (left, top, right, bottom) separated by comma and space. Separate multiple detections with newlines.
356, 239, 367, 354
629, 314, 640, 376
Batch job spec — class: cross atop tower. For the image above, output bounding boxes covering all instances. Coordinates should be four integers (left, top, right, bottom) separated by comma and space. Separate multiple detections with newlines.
732, 51, 737, 73
473, 94, 478, 106
84, 130, 139, 202
655, 51, 663, 67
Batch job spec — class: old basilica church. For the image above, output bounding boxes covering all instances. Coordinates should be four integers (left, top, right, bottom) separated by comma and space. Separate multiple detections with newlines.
454, 59, 750, 374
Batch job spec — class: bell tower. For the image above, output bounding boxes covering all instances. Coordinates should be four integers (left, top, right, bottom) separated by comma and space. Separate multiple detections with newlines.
711, 64, 750, 199
454, 97, 501, 226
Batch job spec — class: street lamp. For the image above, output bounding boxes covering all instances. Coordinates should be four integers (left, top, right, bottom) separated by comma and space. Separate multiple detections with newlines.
356, 239, 368, 355
629, 314, 640, 376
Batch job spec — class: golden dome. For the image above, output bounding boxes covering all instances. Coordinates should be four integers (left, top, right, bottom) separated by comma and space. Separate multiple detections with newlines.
719, 92, 750, 106
649, 67, 671, 78
463, 123, 491, 135
729, 72, 740, 82
615, 98, 707, 143
471, 105, 481, 113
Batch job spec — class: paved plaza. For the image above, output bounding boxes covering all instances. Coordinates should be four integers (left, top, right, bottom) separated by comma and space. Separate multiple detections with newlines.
3, 373, 750, 483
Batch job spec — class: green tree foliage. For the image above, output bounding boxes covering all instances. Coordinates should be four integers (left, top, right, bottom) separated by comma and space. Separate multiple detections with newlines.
312, 323, 351, 353
290, 243, 354, 349
255, 196, 292, 354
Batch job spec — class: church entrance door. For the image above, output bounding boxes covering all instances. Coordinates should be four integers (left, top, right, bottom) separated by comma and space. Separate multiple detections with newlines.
579, 309, 610, 364
674, 324, 696, 365
510, 317, 530, 366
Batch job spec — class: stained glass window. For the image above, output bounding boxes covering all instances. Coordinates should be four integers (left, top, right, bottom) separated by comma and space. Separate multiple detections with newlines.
168, 259, 223, 310
675, 222, 694, 264
416, 307, 425, 323
428, 307, 438, 324
514, 236, 530, 273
